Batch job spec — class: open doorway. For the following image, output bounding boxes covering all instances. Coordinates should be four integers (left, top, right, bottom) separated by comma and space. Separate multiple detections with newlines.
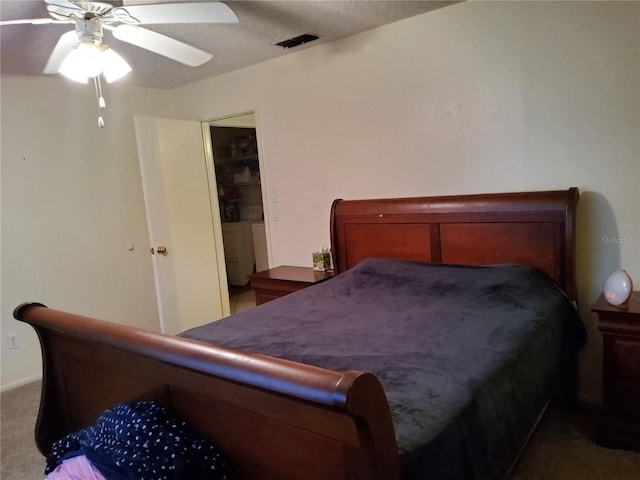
209, 113, 267, 312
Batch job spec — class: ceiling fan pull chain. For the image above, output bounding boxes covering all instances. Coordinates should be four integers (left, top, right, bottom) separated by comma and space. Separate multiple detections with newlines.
94, 75, 106, 128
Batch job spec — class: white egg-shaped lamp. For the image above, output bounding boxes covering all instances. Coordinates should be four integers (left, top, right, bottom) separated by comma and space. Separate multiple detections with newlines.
603, 270, 633, 306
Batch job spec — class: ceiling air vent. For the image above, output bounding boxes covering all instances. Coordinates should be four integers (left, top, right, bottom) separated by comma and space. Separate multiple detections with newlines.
276, 34, 319, 49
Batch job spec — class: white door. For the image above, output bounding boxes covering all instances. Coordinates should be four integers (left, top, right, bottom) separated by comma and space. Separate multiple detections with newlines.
134, 116, 229, 334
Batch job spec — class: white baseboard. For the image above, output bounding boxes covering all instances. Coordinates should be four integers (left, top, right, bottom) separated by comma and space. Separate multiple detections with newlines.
0, 373, 42, 393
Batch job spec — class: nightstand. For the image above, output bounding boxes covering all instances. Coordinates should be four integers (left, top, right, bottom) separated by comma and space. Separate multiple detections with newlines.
250, 266, 334, 306
592, 291, 640, 451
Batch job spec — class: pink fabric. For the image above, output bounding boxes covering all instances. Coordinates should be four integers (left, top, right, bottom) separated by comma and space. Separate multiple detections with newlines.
44, 455, 107, 480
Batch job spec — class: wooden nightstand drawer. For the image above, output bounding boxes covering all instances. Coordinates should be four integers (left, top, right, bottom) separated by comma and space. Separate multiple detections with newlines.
250, 266, 334, 305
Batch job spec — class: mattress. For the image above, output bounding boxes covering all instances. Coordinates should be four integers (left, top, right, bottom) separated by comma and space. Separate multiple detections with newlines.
182, 258, 586, 479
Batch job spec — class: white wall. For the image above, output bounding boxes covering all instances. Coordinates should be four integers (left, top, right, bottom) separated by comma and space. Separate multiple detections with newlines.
1, 1, 638, 401
0, 76, 171, 389
170, 1, 640, 402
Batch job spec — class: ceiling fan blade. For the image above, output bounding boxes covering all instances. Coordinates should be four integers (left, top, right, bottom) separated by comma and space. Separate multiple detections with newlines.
44, 0, 81, 7
43, 30, 77, 74
44, 0, 86, 20
0, 18, 70, 26
110, 25, 213, 67
1, 0, 81, 25
111, 2, 238, 25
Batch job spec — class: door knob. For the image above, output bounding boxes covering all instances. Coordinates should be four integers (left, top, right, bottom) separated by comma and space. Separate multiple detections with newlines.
150, 245, 168, 255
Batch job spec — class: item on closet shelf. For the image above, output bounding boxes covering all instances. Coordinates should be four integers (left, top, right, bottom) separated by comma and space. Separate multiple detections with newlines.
312, 245, 331, 271
223, 201, 240, 222
240, 204, 263, 221
233, 166, 252, 184
218, 186, 238, 201
603, 270, 633, 306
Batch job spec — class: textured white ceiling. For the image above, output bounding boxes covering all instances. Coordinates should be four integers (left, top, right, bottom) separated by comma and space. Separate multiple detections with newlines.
0, 0, 459, 89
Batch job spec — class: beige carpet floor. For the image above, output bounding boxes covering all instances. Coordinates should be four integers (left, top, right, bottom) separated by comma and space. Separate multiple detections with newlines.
510, 407, 640, 480
2, 380, 639, 479
1, 381, 45, 479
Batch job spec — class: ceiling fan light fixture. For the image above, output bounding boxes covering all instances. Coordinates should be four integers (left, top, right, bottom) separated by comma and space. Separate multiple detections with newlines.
59, 41, 103, 83
59, 41, 131, 84
101, 48, 132, 83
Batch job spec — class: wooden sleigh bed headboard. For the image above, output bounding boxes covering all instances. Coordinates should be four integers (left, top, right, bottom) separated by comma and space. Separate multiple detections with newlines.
14, 188, 579, 480
331, 188, 579, 301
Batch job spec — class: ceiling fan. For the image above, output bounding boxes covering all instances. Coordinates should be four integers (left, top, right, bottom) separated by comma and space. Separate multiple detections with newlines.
0, 0, 238, 126
1, 0, 239, 78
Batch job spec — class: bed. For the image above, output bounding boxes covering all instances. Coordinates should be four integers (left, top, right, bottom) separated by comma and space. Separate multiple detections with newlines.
15, 187, 585, 480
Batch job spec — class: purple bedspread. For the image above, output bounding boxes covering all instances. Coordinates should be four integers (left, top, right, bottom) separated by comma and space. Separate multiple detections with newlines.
182, 258, 585, 479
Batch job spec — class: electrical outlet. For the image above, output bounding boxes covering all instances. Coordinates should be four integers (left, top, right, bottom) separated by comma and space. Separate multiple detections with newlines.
7, 334, 19, 350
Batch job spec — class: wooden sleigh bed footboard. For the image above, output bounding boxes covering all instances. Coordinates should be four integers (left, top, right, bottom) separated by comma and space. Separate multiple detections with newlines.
14, 302, 400, 480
